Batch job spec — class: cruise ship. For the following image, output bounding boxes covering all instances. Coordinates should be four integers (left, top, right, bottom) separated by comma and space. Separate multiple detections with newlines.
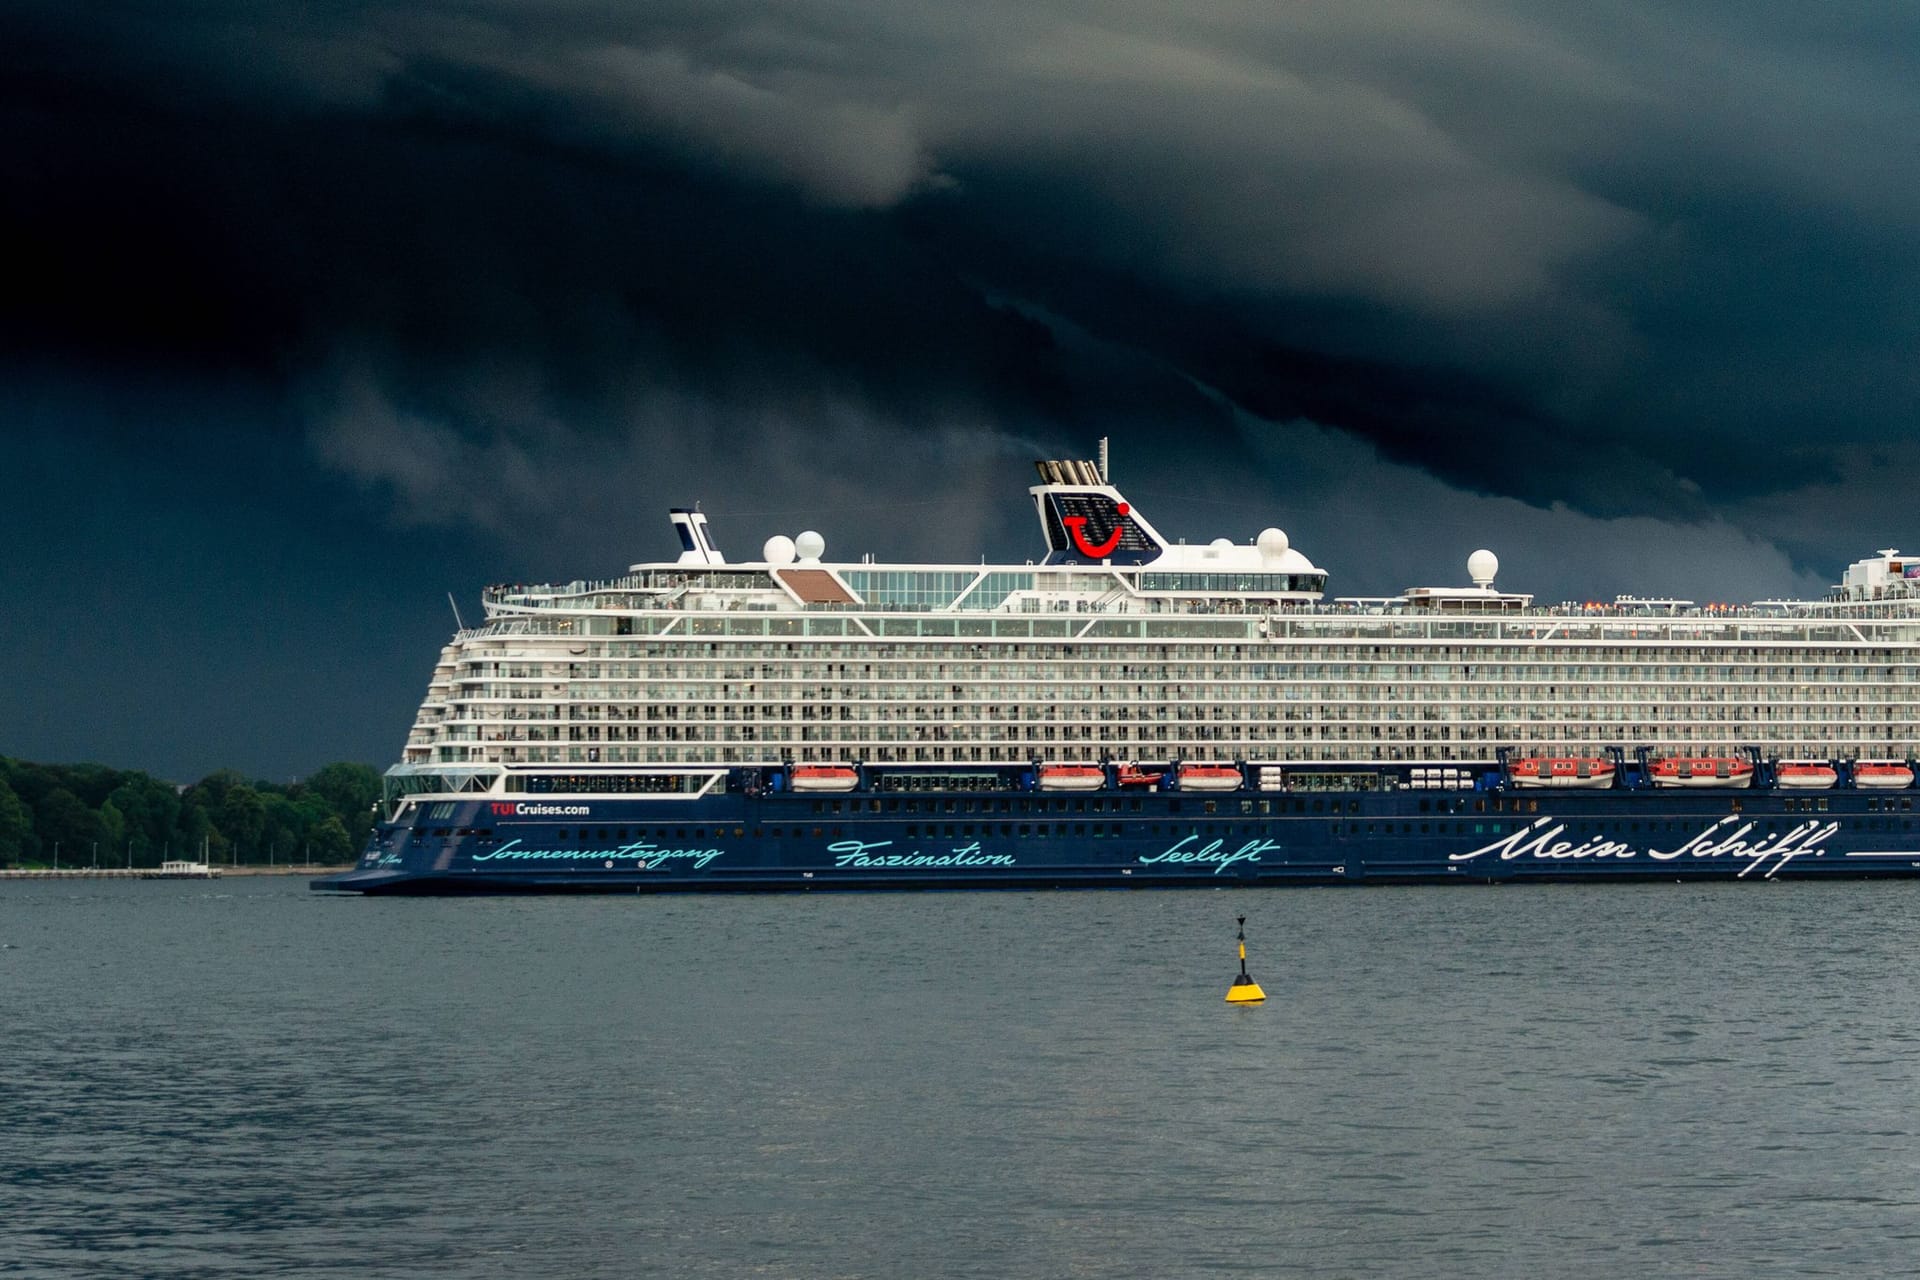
315, 444, 1920, 893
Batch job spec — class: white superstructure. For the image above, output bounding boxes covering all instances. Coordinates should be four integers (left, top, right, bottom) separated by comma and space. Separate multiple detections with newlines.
385, 450, 1920, 798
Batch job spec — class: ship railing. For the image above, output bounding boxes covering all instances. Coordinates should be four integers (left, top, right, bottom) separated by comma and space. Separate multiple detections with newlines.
469, 588, 1920, 631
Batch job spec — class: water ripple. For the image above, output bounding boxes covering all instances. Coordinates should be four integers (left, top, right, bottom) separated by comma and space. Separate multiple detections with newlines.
4, 880, 1920, 1277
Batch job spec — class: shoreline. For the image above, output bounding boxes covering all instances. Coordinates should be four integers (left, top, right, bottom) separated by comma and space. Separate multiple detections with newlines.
0, 865, 354, 880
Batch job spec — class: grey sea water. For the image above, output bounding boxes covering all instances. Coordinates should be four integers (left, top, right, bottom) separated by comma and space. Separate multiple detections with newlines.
4, 879, 1920, 1278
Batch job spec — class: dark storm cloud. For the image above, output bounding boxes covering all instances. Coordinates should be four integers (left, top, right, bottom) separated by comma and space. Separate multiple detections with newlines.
6, 0, 1919, 724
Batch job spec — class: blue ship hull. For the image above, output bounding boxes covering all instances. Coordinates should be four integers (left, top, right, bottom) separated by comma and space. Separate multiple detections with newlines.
313, 767, 1920, 893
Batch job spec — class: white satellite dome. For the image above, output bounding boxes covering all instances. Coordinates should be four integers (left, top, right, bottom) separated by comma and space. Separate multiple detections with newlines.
795, 530, 825, 563
762, 534, 797, 565
1206, 537, 1234, 557
1256, 528, 1289, 559
1468, 549, 1499, 587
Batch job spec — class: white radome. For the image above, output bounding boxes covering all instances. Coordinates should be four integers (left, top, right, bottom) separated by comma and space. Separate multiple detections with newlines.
795, 530, 826, 563
1257, 528, 1289, 559
1468, 549, 1499, 586
763, 535, 797, 565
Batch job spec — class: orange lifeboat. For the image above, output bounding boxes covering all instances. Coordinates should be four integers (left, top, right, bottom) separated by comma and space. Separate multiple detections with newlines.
1775, 761, 1838, 790
1037, 764, 1106, 792
790, 765, 859, 793
1177, 763, 1243, 792
1116, 765, 1165, 788
1508, 757, 1614, 790
1854, 761, 1916, 790
1649, 756, 1753, 789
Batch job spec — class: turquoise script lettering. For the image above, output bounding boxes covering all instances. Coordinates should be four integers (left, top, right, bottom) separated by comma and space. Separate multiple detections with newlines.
828, 839, 1016, 869
1137, 835, 1277, 874
470, 838, 725, 869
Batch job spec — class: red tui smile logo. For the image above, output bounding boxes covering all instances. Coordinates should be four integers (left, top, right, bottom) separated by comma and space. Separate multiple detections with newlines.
1063, 503, 1129, 558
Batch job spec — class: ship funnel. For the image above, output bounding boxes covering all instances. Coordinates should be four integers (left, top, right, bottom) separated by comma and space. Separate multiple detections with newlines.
669, 509, 726, 565
1029, 455, 1170, 566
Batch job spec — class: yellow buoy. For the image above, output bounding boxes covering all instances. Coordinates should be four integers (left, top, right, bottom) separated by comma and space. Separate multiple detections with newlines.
1225, 914, 1266, 1003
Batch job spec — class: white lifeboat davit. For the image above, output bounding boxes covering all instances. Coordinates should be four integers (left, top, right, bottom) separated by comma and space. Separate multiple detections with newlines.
1508, 756, 1614, 789
1649, 756, 1753, 789
790, 765, 859, 793
1037, 764, 1106, 791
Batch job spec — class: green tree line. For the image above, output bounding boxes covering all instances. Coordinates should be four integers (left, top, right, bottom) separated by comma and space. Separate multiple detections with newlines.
0, 758, 381, 868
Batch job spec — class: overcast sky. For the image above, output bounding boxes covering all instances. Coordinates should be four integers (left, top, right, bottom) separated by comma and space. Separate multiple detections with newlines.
6, 0, 1918, 779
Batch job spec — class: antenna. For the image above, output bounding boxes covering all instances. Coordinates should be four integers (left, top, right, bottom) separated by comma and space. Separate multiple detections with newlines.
1098, 436, 1110, 483
448, 592, 467, 631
